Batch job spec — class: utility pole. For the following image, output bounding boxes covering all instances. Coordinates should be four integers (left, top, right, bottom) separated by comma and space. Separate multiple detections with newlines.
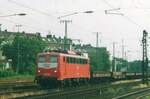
112, 42, 117, 72
122, 39, 125, 71
142, 30, 148, 84
17, 43, 20, 73
126, 50, 131, 72
15, 24, 22, 73
0, 24, 1, 32
60, 20, 72, 51
122, 39, 124, 60
16, 24, 22, 32
93, 32, 101, 48
124, 51, 127, 71
94, 32, 101, 68
96, 32, 99, 48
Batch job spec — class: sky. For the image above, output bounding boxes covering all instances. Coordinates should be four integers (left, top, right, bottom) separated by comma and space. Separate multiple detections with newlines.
0, 0, 150, 61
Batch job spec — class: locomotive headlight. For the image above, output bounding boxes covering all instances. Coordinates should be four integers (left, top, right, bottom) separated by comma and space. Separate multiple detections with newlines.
54, 70, 57, 73
38, 70, 40, 73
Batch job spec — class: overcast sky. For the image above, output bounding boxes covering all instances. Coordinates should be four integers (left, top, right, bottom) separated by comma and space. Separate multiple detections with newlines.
0, 0, 150, 61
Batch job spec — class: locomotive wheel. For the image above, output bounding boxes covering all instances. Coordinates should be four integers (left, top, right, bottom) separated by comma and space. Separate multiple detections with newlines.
37, 77, 47, 87
68, 79, 72, 87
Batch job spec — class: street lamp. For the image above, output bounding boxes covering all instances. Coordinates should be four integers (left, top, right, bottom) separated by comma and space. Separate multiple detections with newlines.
0, 13, 26, 17
105, 8, 124, 16
16, 13, 26, 16
57, 10, 94, 19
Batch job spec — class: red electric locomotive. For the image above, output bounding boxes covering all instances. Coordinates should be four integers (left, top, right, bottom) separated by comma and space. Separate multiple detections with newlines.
35, 51, 90, 87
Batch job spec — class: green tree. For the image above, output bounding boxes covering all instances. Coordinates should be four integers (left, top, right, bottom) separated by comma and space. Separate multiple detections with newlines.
128, 60, 142, 72
2, 34, 46, 74
87, 47, 111, 72
114, 58, 128, 72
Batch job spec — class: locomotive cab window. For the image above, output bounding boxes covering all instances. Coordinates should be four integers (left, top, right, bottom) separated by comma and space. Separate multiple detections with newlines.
66, 57, 72, 64
49, 56, 57, 68
83, 59, 88, 64
38, 56, 46, 67
72, 58, 75, 63
38, 56, 45, 63
70, 58, 74, 63
66, 56, 88, 65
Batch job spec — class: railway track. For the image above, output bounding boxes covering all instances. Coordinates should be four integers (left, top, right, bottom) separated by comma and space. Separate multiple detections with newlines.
0, 79, 33, 84
0, 84, 39, 93
0, 79, 146, 99
0, 88, 57, 99
0, 82, 56, 99
0, 80, 40, 99
20, 86, 99, 99
112, 87, 150, 99
15, 79, 142, 99
136, 93, 150, 99
0, 81, 36, 92
0, 80, 33, 87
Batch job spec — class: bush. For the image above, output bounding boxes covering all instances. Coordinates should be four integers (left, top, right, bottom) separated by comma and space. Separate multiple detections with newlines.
0, 70, 16, 78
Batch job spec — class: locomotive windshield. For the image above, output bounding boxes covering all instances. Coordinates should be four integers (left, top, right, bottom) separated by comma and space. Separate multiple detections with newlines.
39, 56, 45, 63
48, 56, 57, 68
38, 56, 46, 68
38, 55, 57, 68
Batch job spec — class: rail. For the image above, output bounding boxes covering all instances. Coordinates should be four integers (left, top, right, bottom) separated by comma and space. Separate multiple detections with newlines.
112, 87, 150, 99
16, 80, 141, 99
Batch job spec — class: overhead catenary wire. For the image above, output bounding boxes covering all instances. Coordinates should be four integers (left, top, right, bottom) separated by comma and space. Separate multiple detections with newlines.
7, 0, 102, 32
8, 0, 57, 18
7, 0, 84, 35
3, 9, 48, 26
7, 0, 62, 30
7, 0, 150, 30
6, 0, 146, 43
0, 9, 50, 33
102, 0, 144, 29
6, 0, 110, 40
100, 0, 145, 61
0, 17, 48, 33
0, 11, 94, 40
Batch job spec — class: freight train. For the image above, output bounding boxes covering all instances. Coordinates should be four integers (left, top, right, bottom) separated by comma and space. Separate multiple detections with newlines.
35, 50, 142, 87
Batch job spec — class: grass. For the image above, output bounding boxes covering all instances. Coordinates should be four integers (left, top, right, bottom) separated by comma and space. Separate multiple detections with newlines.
144, 96, 150, 99
0, 74, 34, 81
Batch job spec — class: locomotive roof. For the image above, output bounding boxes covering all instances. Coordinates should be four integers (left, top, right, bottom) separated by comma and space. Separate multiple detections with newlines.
38, 52, 89, 59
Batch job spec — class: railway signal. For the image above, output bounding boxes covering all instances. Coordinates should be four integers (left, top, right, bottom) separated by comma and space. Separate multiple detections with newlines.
142, 30, 149, 84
